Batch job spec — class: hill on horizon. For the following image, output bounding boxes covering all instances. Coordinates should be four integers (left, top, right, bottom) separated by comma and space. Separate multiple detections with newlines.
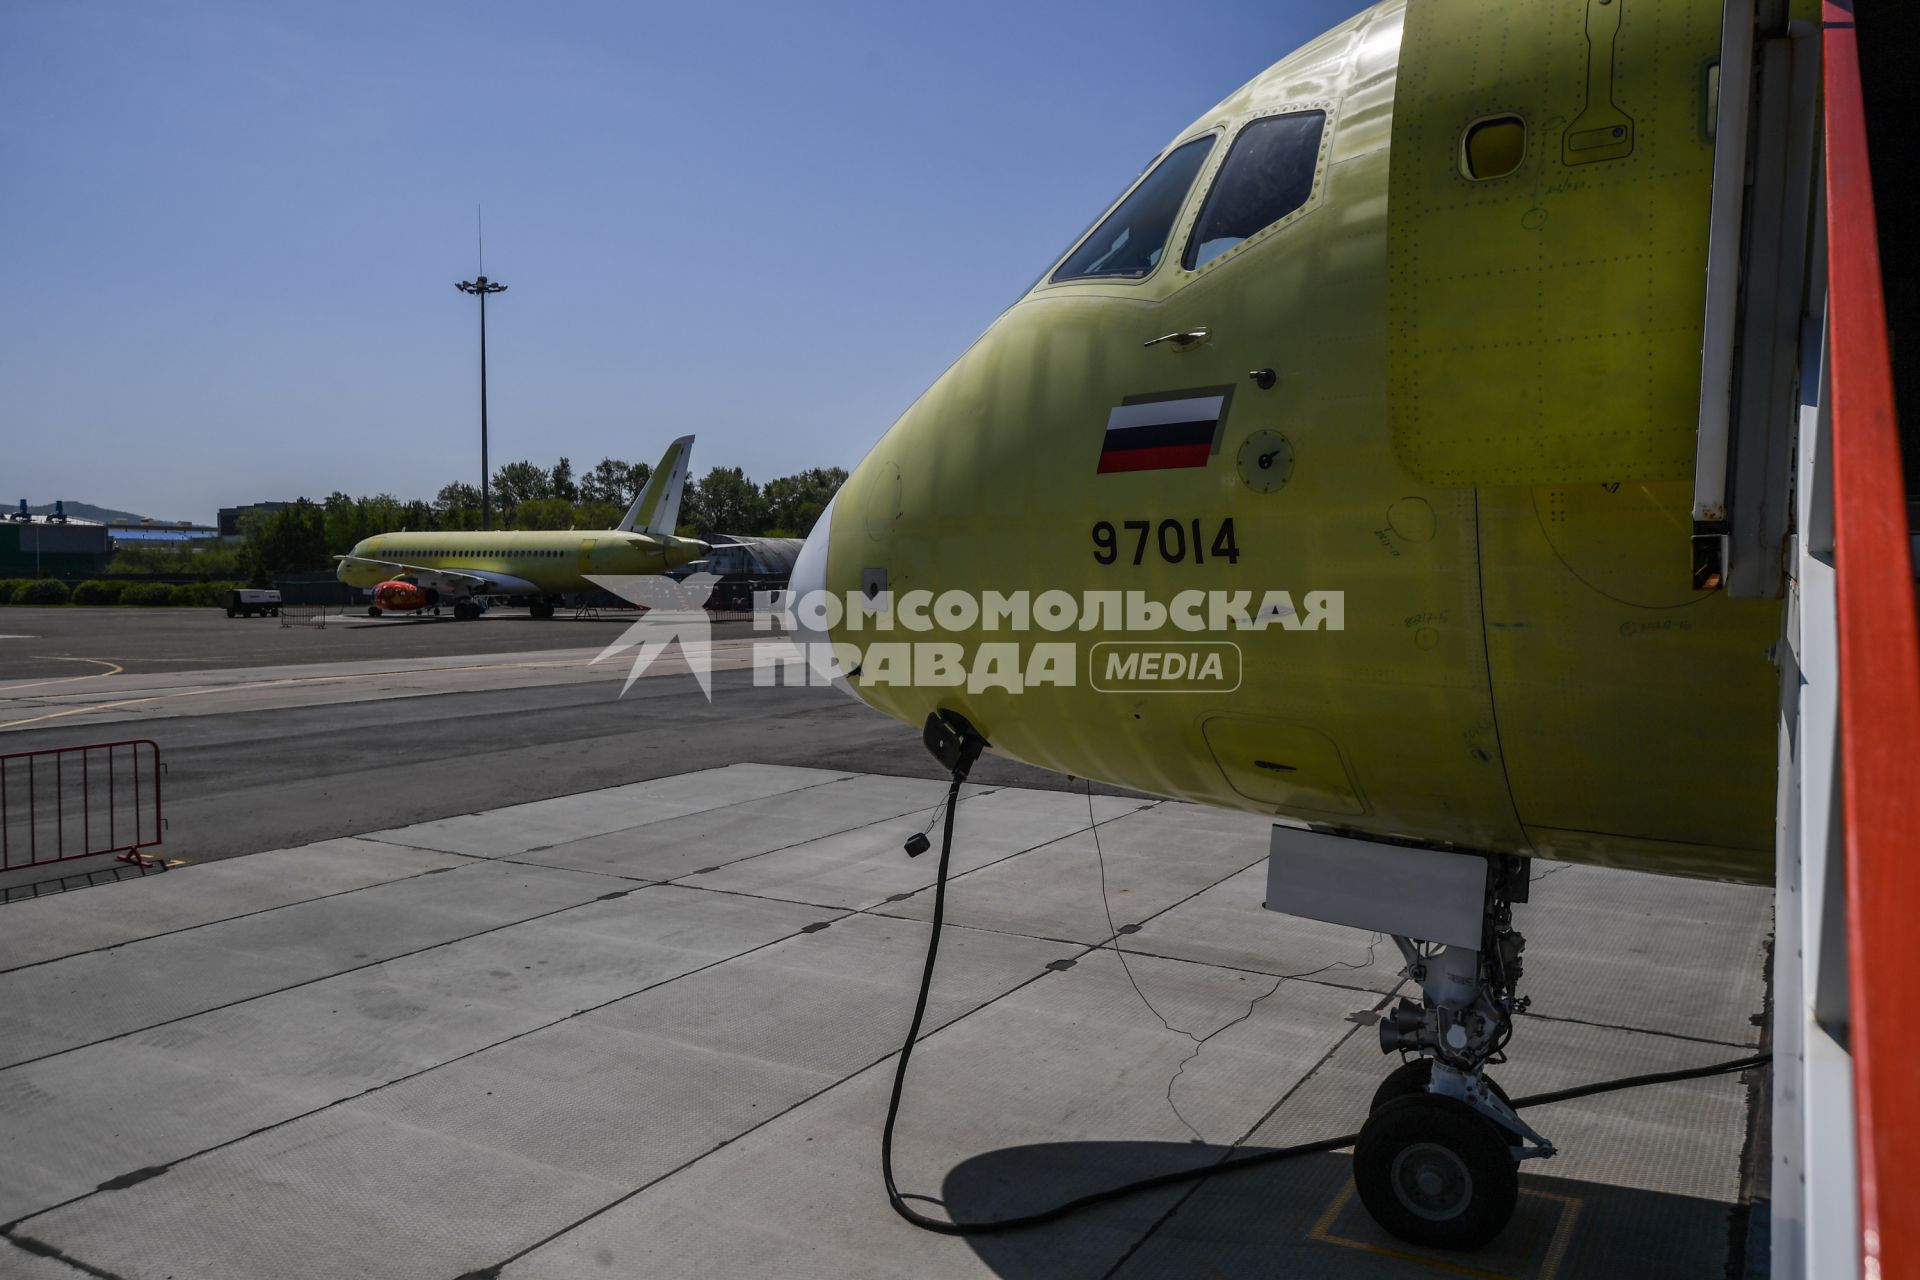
17, 500, 180, 525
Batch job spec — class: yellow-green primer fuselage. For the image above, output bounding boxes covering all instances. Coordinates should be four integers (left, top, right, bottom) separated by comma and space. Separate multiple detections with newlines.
337, 529, 704, 594
815, 0, 1780, 882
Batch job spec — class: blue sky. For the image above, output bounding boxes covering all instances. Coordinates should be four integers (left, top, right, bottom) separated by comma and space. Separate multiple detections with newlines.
1, 0, 1362, 520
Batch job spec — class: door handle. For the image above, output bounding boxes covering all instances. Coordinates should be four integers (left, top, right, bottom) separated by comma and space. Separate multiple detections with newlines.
1143, 327, 1210, 349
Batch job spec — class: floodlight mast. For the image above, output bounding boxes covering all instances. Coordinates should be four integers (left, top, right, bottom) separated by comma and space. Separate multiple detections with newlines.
455, 275, 508, 530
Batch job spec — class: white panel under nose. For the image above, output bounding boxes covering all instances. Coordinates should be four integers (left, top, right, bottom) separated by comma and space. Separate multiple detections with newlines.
787, 493, 836, 652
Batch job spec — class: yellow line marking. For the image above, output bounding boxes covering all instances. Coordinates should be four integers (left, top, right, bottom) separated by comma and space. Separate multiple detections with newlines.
1534, 1192, 1581, 1280
1307, 1178, 1357, 1242
0, 696, 162, 731
1308, 1180, 1583, 1280
0, 657, 126, 694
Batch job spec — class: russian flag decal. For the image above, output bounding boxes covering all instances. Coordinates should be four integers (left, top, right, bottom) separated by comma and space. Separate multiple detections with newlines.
1097, 388, 1232, 474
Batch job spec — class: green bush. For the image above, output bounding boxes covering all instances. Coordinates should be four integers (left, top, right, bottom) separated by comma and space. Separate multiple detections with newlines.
170, 581, 239, 607
0, 579, 24, 604
70, 579, 127, 606
14, 579, 71, 605
121, 582, 178, 606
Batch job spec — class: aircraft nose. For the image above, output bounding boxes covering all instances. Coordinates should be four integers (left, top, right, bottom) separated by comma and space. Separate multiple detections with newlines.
787, 493, 836, 654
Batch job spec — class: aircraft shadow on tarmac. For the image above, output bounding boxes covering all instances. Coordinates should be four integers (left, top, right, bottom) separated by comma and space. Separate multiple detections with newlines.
940, 1142, 1737, 1279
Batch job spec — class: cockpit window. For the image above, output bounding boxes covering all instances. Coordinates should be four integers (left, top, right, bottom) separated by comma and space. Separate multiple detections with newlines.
1050, 135, 1216, 283
1183, 111, 1326, 270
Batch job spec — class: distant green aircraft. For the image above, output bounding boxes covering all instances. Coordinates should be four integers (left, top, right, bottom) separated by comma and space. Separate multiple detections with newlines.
335, 436, 705, 619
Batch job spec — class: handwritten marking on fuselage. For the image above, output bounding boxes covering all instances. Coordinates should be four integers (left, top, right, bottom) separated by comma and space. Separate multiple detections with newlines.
1620, 619, 1693, 637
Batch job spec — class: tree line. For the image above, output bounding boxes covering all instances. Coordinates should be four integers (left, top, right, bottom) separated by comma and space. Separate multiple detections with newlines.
236, 457, 847, 575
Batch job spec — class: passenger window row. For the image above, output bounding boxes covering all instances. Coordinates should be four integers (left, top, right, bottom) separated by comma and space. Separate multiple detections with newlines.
382, 548, 568, 559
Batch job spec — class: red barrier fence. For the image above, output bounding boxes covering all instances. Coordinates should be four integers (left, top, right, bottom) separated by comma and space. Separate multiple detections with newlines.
1824, 4, 1920, 1277
0, 740, 164, 872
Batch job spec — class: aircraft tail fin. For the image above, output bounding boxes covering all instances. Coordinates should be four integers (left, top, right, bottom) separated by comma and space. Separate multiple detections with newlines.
617, 435, 694, 537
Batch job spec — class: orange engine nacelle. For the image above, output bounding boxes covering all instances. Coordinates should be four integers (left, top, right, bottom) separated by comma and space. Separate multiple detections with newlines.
372, 581, 431, 612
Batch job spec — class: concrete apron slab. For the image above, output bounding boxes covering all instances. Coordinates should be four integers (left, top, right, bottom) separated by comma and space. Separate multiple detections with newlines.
873, 800, 1285, 947
677, 787, 1157, 910
1113, 1014, 1760, 1280
500, 947, 1381, 1280
0, 884, 827, 1228
0, 860, 627, 1069
0, 1244, 92, 1280
518, 772, 985, 883
0, 765, 1771, 1280
0, 838, 471, 972
1120, 856, 1769, 1047
361, 762, 856, 858
9, 914, 1077, 1280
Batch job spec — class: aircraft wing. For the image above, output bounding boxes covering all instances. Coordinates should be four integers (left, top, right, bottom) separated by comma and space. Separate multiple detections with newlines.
332, 555, 538, 596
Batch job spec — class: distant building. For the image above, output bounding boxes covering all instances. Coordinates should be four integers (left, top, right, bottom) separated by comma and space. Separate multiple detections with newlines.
0, 518, 110, 577
108, 519, 219, 545
218, 502, 293, 539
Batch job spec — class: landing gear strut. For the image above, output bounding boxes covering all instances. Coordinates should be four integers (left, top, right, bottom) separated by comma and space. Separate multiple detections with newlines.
1354, 855, 1549, 1249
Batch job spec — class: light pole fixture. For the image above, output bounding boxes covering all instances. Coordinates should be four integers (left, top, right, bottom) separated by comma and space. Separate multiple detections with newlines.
455, 275, 508, 530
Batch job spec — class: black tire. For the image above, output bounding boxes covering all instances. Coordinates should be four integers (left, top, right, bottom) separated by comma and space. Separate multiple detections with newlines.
1355, 1093, 1518, 1250
226, 608, 236, 618
368, 606, 382, 618
1371, 1059, 1512, 1114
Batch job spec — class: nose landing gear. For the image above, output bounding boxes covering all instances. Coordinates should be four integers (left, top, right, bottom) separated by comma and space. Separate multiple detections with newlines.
1353, 857, 1549, 1249
1264, 833, 1550, 1249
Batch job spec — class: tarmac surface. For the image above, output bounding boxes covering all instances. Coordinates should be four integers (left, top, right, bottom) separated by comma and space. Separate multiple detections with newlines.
0, 608, 1121, 881
0, 605, 706, 681
0, 607, 1774, 1278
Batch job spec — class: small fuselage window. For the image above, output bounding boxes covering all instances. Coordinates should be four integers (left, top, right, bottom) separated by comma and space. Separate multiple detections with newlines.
1184, 111, 1327, 271
1051, 135, 1217, 283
